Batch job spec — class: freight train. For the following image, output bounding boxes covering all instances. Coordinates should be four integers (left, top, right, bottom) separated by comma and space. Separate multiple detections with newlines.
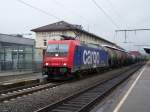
42, 39, 141, 80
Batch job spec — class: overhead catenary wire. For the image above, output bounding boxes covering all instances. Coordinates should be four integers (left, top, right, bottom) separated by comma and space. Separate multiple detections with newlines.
105, 0, 129, 28
16, 0, 61, 20
17, 0, 92, 31
51, 0, 92, 31
105, 0, 124, 21
91, 0, 120, 29
17, 0, 120, 32
52, 0, 90, 24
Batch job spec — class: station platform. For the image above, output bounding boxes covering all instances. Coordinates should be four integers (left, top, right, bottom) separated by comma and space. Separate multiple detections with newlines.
0, 71, 42, 82
113, 62, 150, 112
0, 70, 34, 77
90, 62, 149, 112
0, 71, 43, 89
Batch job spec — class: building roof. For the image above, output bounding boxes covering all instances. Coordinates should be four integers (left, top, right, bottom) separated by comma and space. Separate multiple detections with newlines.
31, 21, 117, 46
144, 48, 150, 54
0, 33, 35, 46
31, 21, 82, 32
129, 51, 142, 56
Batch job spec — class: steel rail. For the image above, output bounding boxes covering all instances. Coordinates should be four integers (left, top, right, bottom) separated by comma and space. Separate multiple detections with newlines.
35, 64, 143, 112
0, 82, 66, 102
0, 82, 46, 95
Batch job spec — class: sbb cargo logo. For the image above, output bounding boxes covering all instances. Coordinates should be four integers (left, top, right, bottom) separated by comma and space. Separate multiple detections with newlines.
83, 50, 100, 65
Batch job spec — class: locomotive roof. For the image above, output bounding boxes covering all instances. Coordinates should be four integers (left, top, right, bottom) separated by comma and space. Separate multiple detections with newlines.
47, 40, 104, 50
47, 40, 80, 44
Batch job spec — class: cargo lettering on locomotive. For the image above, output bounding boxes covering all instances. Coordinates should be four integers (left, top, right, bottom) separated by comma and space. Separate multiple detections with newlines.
83, 50, 100, 65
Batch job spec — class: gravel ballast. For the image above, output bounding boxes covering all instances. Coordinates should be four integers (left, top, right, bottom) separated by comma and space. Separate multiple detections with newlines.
0, 66, 132, 112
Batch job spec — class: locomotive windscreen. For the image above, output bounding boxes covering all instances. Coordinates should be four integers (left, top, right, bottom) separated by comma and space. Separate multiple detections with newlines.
46, 44, 69, 57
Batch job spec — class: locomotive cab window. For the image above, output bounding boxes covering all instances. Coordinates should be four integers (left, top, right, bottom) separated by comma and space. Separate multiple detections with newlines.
46, 44, 69, 57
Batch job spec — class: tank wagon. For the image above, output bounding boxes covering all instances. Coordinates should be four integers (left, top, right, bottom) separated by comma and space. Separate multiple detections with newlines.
42, 40, 140, 80
103, 45, 131, 67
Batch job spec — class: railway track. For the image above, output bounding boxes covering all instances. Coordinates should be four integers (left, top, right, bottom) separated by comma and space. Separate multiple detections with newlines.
0, 81, 65, 102
0, 81, 46, 95
0, 69, 111, 102
35, 64, 143, 112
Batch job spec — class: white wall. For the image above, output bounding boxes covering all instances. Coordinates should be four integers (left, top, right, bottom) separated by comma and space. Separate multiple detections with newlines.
35, 30, 114, 49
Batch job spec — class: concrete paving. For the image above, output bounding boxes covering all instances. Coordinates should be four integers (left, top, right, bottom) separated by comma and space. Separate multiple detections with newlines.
90, 62, 149, 112
0, 70, 34, 77
115, 62, 150, 112
0, 71, 43, 89
0, 72, 42, 82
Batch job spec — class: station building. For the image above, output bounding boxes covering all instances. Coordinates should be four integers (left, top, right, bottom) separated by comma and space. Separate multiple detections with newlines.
0, 34, 35, 71
31, 21, 120, 53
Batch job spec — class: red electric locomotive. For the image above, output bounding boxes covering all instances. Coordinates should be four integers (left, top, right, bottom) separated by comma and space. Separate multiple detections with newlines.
42, 40, 80, 79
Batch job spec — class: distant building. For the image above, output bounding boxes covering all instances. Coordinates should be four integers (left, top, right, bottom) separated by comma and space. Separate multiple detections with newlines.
129, 51, 142, 57
0, 34, 35, 71
31, 21, 118, 50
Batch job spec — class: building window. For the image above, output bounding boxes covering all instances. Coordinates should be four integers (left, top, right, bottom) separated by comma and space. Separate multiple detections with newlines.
44, 39, 47, 46
62, 31, 66, 35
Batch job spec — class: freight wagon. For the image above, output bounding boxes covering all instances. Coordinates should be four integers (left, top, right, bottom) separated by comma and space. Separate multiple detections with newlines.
42, 39, 141, 80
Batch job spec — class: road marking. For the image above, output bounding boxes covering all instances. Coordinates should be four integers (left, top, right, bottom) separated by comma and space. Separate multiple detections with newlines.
113, 64, 147, 112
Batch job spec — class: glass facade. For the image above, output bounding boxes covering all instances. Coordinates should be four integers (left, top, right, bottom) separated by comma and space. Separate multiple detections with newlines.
0, 45, 34, 71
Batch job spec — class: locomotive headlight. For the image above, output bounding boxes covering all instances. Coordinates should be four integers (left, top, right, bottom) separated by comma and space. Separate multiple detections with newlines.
63, 63, 67, 66
45, 62, 49, 66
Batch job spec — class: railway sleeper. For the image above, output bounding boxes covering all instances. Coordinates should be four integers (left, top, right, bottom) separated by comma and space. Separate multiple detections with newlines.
51, 109, 72, 112
62, 103, 83, 108
53, 106, 78, 111
67, 101, 87, 105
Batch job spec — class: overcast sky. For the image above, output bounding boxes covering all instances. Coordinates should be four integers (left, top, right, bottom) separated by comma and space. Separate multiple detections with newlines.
0, 0, 150, 53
